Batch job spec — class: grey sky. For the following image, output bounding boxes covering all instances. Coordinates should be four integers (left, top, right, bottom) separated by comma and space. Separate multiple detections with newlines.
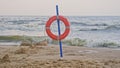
0, 0, 120, 16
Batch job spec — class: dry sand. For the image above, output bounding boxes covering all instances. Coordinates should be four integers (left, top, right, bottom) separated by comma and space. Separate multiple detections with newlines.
0, 45, 120, 68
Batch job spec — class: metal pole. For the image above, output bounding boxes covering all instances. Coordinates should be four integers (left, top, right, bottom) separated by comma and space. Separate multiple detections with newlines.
56, 5, 63, 58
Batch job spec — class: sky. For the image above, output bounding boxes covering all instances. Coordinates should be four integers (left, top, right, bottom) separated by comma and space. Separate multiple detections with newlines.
0, 0, 120, 16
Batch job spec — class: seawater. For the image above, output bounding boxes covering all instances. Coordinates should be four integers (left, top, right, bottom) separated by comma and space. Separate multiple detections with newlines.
0, 16, 120, 45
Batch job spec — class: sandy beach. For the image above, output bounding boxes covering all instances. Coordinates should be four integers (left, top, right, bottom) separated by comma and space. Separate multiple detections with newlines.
0, 45, 120, 68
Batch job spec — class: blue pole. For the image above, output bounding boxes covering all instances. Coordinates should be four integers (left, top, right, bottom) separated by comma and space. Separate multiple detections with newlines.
56, 5, 63, 58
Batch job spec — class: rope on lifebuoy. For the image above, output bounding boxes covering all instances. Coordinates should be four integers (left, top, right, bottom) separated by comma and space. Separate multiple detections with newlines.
45, 15, 70, 40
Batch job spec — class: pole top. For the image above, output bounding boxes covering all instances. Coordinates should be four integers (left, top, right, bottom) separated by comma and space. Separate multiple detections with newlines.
56, 0, 62, 6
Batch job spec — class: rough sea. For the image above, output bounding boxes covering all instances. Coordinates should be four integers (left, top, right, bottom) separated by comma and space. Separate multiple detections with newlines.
0, 16, 120, 46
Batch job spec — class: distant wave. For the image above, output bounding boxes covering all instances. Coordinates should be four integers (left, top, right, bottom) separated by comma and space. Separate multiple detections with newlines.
7, 20, 40, 24
79, 28, 99, 31
71, 22, 108, 26
79, 25, 120, 31
0, 25, 35, 31
105, 25, 120, 30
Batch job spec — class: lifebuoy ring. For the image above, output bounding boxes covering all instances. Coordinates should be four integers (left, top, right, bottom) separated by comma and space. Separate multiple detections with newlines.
45, 15, 70, 40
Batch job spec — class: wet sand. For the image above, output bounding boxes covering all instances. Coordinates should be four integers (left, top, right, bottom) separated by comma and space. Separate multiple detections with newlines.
0, 45, 120, 68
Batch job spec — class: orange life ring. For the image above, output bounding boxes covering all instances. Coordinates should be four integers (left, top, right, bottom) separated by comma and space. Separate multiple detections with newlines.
45, 15, 70, 40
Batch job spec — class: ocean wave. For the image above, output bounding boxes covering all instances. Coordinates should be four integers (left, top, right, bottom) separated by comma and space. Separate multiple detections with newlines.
71, 22, 108, 26
7, 20, 40, 24
79, 25, 120, 31
51, 38, 86, 46
105, 25, 120, 30
1, 25, 35, 31
92, 41, 120, 48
